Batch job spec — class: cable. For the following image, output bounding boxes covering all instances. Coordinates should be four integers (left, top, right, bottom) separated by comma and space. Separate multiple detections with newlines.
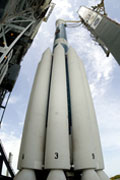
66, 22, 82, 28
58, 19, 82, 29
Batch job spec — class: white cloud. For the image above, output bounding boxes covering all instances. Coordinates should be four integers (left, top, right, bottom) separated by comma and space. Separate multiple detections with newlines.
93, 92, 120, 177
53, 0, 74, 19
9, 96, 19, 105
67, 26, 114, 98
105, 154, 120, 177
18, 121, 24, 127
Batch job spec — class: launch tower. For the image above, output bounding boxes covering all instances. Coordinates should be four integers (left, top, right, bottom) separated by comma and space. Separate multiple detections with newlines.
78, 6, 120, 65
0, 0, 54, 125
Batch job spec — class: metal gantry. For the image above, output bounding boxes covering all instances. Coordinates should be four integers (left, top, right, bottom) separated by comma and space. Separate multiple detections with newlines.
91, 0, 107, 15
78, 5, 120, 65
0, 11, 35, 124
0, 140, 15, 179
0, 0, 54, 125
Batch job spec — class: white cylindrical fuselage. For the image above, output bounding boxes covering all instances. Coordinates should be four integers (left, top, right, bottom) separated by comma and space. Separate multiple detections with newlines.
78, 59, 104, 170
67, 47, 96, 170
18, 48, 52, 170
81, 170, 100, 180
47, 170, 67, 180
45, 44, 70, 169
14, 169, 36, 180
14, 18, 108, 180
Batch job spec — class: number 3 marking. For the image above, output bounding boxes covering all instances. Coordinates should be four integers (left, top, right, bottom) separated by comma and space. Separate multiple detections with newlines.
55, 152, 58, 159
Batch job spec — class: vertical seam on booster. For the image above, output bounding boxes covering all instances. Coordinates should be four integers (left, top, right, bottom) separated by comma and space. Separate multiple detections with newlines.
65, 54, 72, 135
43, 54, 53, 168
45, 55, 53, 128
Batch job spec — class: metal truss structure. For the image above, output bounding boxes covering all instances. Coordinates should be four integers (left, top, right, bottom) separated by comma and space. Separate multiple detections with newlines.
0, 140, 15, 180
91, 0, 107, 15
0, 0, 54, 125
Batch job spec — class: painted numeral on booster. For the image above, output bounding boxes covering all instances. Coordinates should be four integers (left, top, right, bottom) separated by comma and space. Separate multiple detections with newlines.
54, 152, 58, 159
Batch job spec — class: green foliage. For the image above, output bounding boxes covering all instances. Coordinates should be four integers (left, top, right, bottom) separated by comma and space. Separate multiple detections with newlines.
110, 175, 120, 180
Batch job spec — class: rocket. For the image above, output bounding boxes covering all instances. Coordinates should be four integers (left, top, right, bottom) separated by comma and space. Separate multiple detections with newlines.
14, 48, 52, 179
45, 43, 70, 179
45, 44, 70, 170
14, 19, 109, 180
67, 47, 109, 180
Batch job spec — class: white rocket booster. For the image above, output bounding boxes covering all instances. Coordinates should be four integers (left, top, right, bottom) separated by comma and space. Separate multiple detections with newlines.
47, 170, 66, 180
77, 52, 109, 180
67, 46, 109, 180
77, 52, 104, 169
45, 44, 70, 170
67, 47, 96, 170
14, 169, 36, 180
81, 170, 100, 180
14, 48, 52, 179
14, 19, 109, 180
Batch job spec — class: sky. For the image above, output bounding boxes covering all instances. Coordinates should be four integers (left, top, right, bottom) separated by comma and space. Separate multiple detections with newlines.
0, 0, 120, 178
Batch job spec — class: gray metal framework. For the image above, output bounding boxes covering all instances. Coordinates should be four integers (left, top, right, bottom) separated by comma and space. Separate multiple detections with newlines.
91, 0, 107, 15
0, 0, 54, 125
0, 10, 35, 125
0, 140, 15, 179
78, 6, 120, 65
0, 13, 35, 76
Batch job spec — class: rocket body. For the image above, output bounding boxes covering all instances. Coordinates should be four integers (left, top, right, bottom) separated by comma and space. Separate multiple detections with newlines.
47, 170, 66, 180
77, 53, 104, 170
67, 47, 108, 180
81, 170, 100, 180
45, 44, 70, 169
18, 48, 52, 170
14, 19, 109, 180
14, 169, 36, 180
14, 48, 52, 180
67, 47, 96, 170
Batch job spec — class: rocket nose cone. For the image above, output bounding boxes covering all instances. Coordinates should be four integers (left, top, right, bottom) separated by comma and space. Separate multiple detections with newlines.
43, 48, 51, 57
55, 43, 65, 52
47, 170, 66, 180
97, 170, 110, 180
81, 170, 100, 180
14, 169, 36, 180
